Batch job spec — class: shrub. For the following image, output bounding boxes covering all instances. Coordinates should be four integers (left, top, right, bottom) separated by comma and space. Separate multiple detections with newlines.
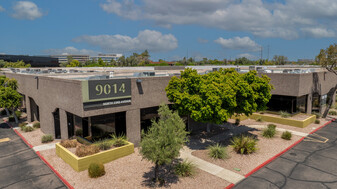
23, 126, 34, 132
111, 134, 128, 147
8, 116, 15, 122
329, 110, 337, 115
174, 160, 196, 177
60, 139, 78, 148
88, 163, 105, 178
75, 129, 83, 136
279, 111, 290, 118
75, 145, 100, 157
315, 119, 320, 124
231, 135, 257, 155
281, 131, 292, 140
15, 111, 22, 119
76, 136, 92, 145
256, 116, 263, 122
41, 134, 54, 143
235, 118, 240, 125
207, 143, 228, 159
262, 125, 276, 138
267, 124, 276, 130
19, 122, 28, 128
95, 140, 112, 150
313, 112, 321, 119
33, 122, 40, 128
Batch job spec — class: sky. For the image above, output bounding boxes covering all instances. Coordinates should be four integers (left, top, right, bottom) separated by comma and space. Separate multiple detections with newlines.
0, 0, 337, 61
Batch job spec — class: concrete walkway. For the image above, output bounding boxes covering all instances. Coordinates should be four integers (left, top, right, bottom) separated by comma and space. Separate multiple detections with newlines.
234, 120, 337, 189
247, 125, 308, 137
180, 146, 245, 184
33, 143, 57, 152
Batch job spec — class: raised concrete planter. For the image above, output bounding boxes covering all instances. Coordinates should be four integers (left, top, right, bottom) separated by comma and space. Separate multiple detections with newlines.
250, 113, 316, 128
56, 142, 134, 172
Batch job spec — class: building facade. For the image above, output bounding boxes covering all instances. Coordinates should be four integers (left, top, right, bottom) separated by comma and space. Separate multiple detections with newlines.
2, 66, 336, 146
0, 54, 59, 67
90, 54, 123, 62
51, 55, 89, 64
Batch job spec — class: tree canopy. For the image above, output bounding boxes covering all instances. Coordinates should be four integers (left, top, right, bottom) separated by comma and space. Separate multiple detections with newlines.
166, 68, 273, 125
140, 104, 188, 181
316, 43, 337, 75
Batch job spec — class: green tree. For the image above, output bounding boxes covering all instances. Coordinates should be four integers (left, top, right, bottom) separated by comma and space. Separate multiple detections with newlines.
66, 60, 80, 67
140, 104, 188, 182
272, 55, 288, 65
4, 60, 31, 68
166, 68, 273, 132
316, 44, 337, 118
0, 83, 22, 123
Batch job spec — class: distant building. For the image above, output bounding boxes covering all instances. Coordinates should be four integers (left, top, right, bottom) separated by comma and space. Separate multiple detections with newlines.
51, 54, 89, 64
0, 54, 59, 67
90, 54, 123, 62
298, 59, 315, 64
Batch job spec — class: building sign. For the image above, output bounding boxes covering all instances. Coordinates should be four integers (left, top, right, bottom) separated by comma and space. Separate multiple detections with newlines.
82, 79, 131, 109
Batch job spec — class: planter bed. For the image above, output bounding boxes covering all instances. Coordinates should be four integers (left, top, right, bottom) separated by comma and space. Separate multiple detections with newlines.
250, 113, 316, 128
56, 141, 134, 172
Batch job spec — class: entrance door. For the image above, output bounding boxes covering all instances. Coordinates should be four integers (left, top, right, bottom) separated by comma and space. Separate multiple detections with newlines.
67, 112, 74, 138
82, 117, 89, 137
53, 109, 61, 139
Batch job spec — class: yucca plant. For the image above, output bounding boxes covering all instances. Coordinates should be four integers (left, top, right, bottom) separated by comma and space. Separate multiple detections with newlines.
231, 135, 257, 155
207, 143, 228, 159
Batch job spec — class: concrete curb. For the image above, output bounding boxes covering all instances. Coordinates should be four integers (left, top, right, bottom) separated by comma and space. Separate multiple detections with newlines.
7, 121, 74, 189
225, 119, 335, 189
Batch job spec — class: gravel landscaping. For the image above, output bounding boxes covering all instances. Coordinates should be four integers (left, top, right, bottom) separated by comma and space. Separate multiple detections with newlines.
192, 130, 301, 175
16, 127, 60, 147
39, 148, 230, 189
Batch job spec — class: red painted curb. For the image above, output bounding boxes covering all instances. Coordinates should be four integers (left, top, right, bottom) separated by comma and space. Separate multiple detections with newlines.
8, 123, 74, 189
36, 151, 74, 189
226, 119, 335, 188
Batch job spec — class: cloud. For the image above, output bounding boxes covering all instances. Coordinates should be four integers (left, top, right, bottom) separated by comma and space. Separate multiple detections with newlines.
215, 36, 260, 51
11, 1, 43, 20
43, 46, 97, 56
0, 5, 5, 12
301, 27, 335, 38
197, 38, 208, 44
237, 53, 258, 60
100, 0, 337, 39
73, 30, 178, 52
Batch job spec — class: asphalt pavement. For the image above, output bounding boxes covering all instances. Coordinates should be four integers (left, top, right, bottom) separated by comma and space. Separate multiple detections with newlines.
0, 121, 67, 189
234, 120, 337, 189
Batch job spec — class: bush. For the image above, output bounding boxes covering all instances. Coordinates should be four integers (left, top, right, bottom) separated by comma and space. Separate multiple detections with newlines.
60, 139, 78, 148
329, 110, 337, 115
313, 112, 321, 119
315, 119, 320, 124
76, 145, 100, 157
94, 140, 112, 150
235, 118, 240, 125
41, 134, 54, 143
15, 111, 22, 119
262, 125, 276, 138
23, 126, 34, 132
19, 122, 28, 128
88, 163, 105, 178
231, 135, 257, 155
75, 129, 83, 136
281, 131, 292, 140
8, 115, 15, 122
33, 122, 40, 128
279, 111, 291, 118
207, 143, 228, 159
256, 116, 263, 122
111, 134, 128, 147
174, 160, 196, 177
76, 136, 92, 145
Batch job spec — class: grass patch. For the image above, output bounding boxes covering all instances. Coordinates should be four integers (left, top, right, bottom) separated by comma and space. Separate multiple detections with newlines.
174, 160, 196, 177
94, 139, 113, 150
22, 126, 34, 132
262, 124, 277, 138
207, 143, 228, 159
33, 122, 40, 128
41, 134, 54, 143
281, 131, 292, 140
231, 135, 257, 155
279, 111, 291, 118
256, 116, 263, 122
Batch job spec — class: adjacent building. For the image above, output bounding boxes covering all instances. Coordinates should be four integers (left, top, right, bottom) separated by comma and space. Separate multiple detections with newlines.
51, 54, 90, 64
90, 54, 123, 62
0, 54, 59, 67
